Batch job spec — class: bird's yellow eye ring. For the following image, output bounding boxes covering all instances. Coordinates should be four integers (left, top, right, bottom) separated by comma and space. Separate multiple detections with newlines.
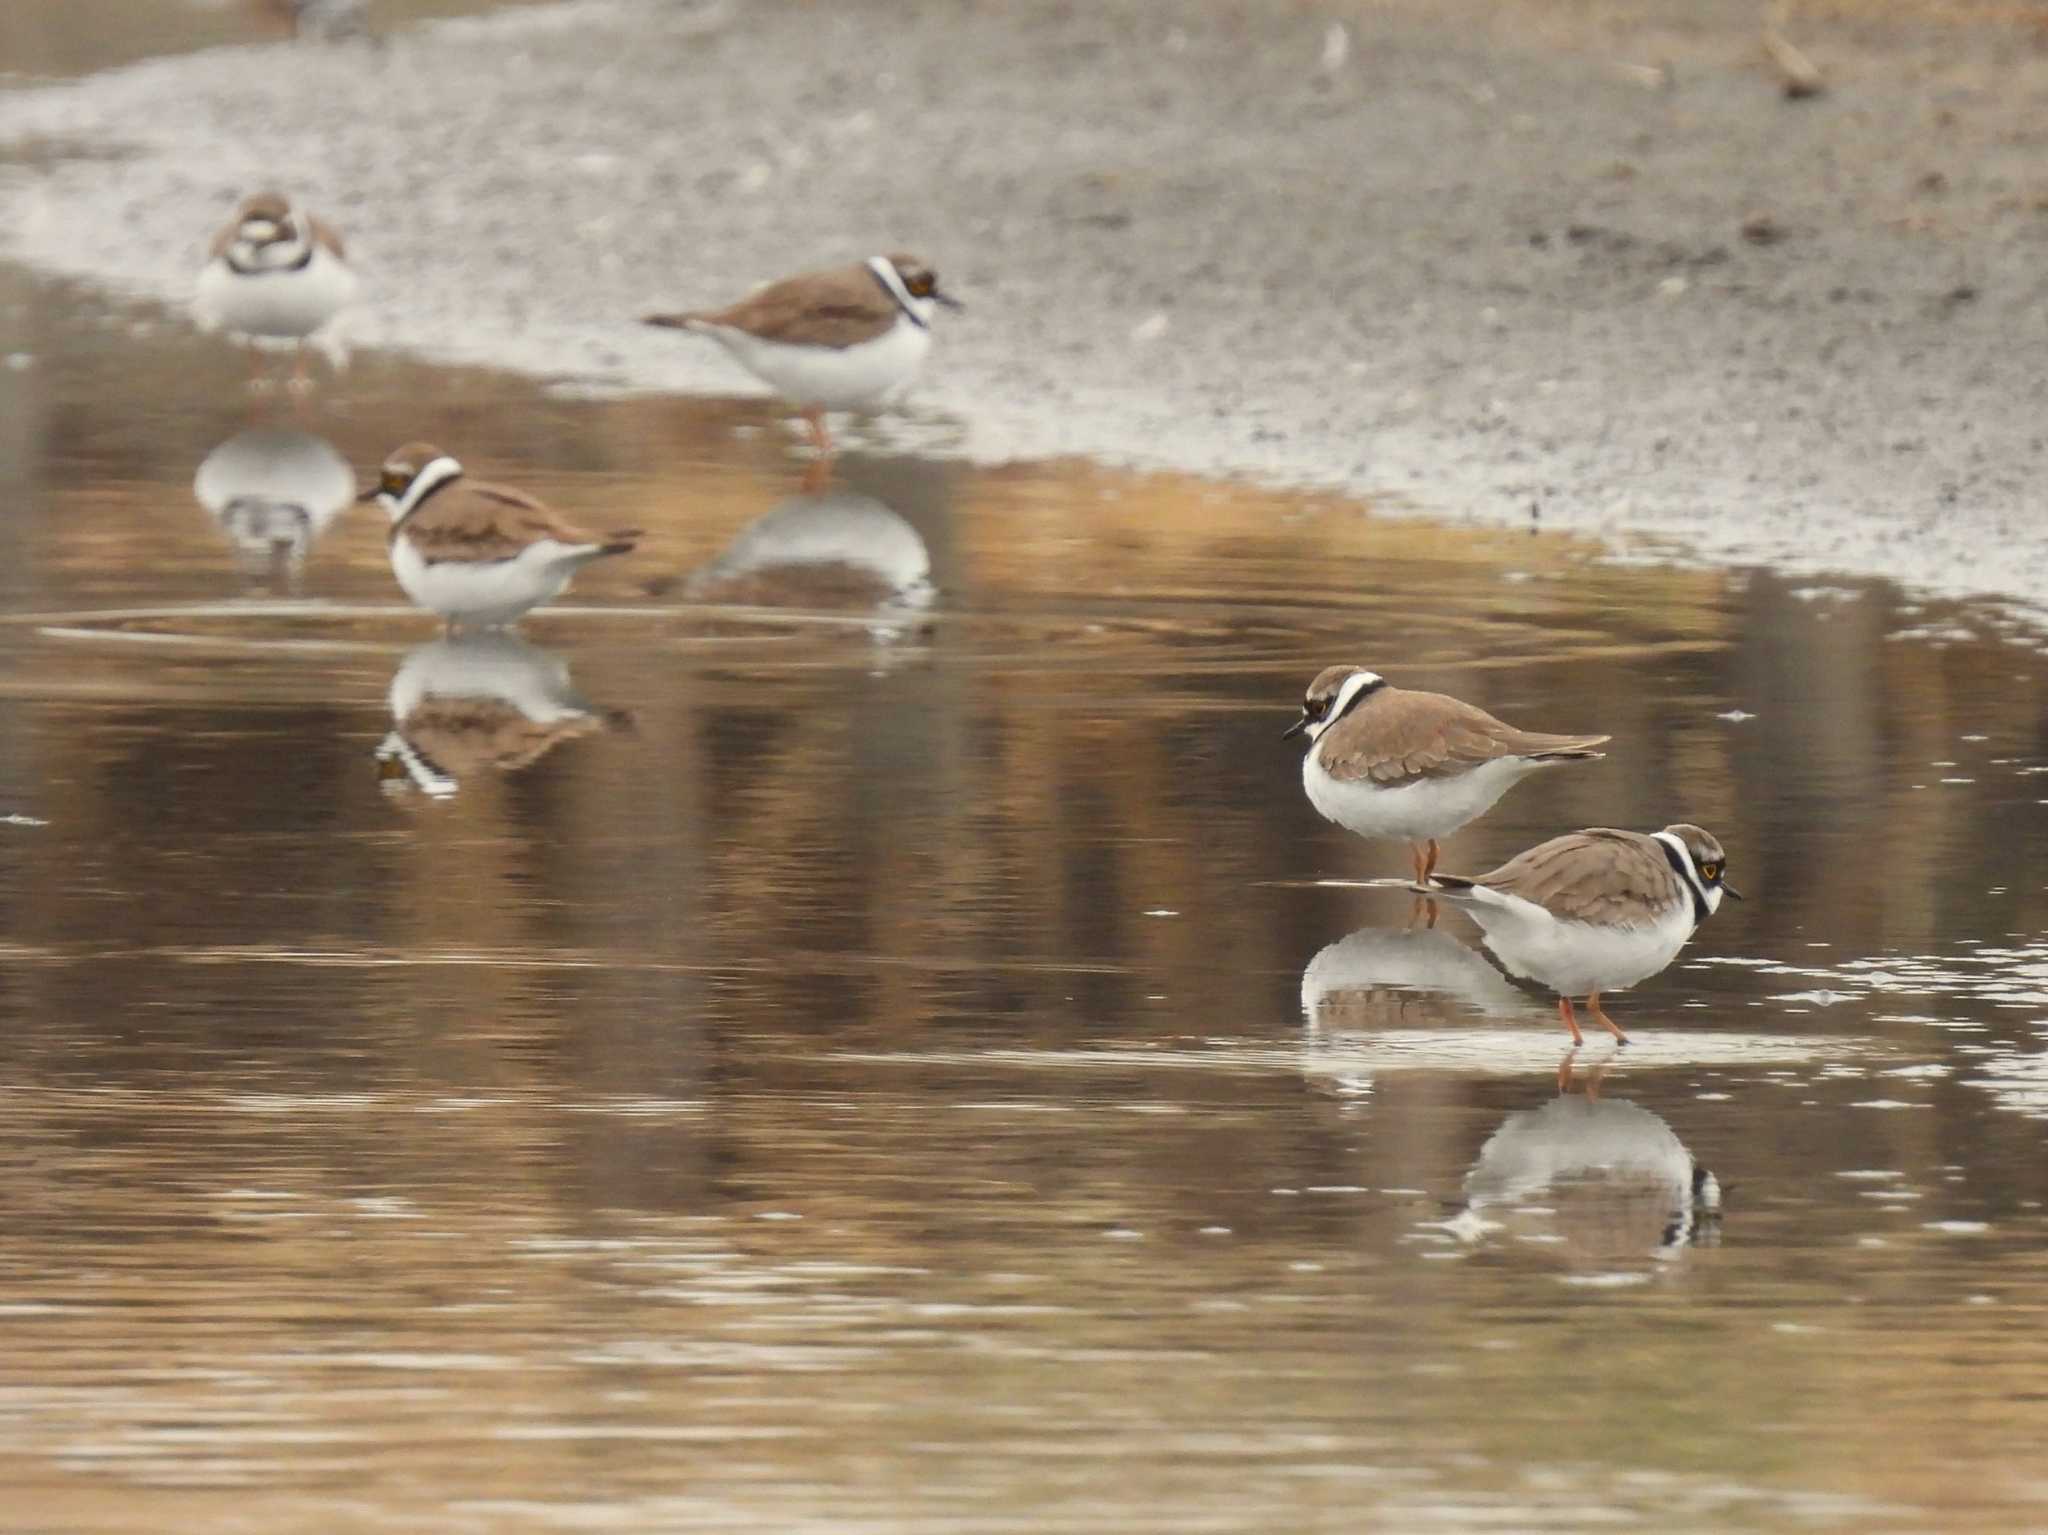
1701, 862, 1721, 881
382, 471, 407, 493
907, 273, 935, 298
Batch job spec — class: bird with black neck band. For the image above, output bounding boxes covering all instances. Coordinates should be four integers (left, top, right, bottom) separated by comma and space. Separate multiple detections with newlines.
196, 190, 357, 387
1284, 665, 1610, 897
643, 253, 961, 486
1416, 823, 1744, 1046
361, 443, 640, 631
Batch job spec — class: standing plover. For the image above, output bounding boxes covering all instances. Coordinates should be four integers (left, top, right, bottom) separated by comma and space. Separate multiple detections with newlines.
361, 443, 639, 629
643, 254, 960, 468
1419, 823, 1742, 1045
196, 191, 357, 374
1284, 666, 1608, 882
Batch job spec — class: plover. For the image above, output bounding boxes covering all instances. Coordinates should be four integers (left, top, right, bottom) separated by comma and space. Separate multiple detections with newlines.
361, 442, 640, 628
196, 191, 357, 371
643, 254, 960, 468
1418, 823, 1742, 1045
1284, 666, 1609, 882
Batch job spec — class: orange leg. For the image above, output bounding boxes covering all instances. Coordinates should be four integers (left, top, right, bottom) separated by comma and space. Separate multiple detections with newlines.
1559, 1051, 1611, 1098
1410, 843, 1428, 884
1586, 992, 1630, 1046
802, 406, 834, 457
799, 408, 834, 491
1422, 838, 1441, 880
1558, 995, 1584, 1047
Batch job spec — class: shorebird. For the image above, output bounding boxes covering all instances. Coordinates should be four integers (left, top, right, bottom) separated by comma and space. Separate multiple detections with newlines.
360, 442, 639, 628
1418, 822, 1742, 1045
643, 253, 960, 478
196, 190, 357, 383
1284, 665, 1609, 884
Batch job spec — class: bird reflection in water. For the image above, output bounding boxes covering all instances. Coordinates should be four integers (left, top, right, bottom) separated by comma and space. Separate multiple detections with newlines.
1444, 1073, 1722, 1260
268, 0, 373, 43
1301, 925, 1535, 1033
375, 633, 626, 799
1298, 925, 1538, 1099
192, 428, 354, 591
681, 487, 935, 644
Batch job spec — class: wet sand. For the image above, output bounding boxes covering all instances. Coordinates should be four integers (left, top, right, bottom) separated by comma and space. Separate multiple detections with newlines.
2, 0, 2046, 610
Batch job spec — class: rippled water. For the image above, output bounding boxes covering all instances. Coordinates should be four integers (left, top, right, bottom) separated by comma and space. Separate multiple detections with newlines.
5, 156, 2048, 1535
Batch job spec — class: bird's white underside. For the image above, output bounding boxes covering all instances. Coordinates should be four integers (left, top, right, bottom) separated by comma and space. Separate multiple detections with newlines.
1438, 884, 1698, 999
1302, 749, 1550, 844
195, 244, 356, 340
696, 314, 931, 412
389, 533, 611, 626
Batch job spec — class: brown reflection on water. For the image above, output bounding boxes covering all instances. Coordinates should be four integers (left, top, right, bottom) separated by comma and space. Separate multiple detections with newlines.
0, 0, 544, 79
2, 269, 2048, 1531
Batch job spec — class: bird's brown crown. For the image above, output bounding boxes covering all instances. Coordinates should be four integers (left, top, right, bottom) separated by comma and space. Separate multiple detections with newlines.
377, 441, 453, 496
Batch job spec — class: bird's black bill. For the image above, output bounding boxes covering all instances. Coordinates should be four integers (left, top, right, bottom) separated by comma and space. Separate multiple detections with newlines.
1721, 882, 1745, 900
355, 484, 383, 503
1280, 715, 1308, 741
933, 289, 965, 311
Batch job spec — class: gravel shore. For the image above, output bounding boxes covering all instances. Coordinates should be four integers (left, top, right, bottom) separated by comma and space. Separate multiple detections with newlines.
3, 0, 2045, 609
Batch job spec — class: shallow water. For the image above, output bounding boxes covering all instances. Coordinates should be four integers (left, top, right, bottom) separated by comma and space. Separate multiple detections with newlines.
5, 173, 2048, 1535
0, 1, 540, 79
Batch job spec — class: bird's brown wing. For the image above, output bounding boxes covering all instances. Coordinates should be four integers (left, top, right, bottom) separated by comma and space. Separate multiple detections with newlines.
309, 216, 347, 260
1476, 829, 1682, 926
681, 264, 899, 349
1317, 687, 1609, 786
396, 481, 611, 563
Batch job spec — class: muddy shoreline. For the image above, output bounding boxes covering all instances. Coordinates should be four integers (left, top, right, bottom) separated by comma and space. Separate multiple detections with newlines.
1, 0, 2043, 609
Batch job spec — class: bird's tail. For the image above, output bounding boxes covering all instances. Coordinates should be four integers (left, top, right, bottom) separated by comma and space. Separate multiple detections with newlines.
599, 528, 643, 557
642, 312, 708, 332
1408, 873, 1481, 900
1521, 732, 1611, 763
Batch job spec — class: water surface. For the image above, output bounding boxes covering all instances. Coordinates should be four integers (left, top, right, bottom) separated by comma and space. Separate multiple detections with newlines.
2, 243, 2048, 1531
